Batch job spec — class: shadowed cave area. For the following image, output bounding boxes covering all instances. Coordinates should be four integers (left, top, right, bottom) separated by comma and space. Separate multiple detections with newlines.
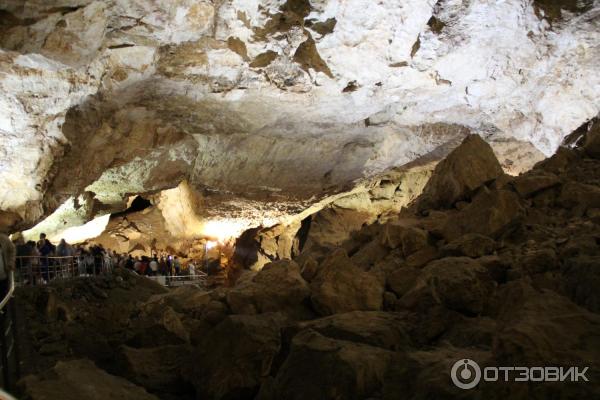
0, 1, 599, 399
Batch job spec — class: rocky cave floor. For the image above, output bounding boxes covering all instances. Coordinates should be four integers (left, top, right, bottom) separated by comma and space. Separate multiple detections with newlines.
12, 127, 600, 400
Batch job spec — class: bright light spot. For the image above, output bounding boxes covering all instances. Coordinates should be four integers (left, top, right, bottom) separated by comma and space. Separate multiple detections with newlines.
49, 214, 111, 244
201, 219, 249, 242
205, 241, 217, 249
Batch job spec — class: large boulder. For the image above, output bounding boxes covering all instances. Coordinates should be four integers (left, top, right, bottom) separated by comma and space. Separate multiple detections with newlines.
200, 299, 231, 326
534, 146, 579, 174
299, 256, 319, 281
386, 267, 422, 298
349, 238, 390, 269
141, 285, 212, 314
517, 246, 559, 274
379, 224, 429, 257
382, 347, 493, 400
302, 207, 375, 250
441, 233, 496, 258
493, 282, 600, 384
400, 257, 494, 315
513, 171, 560, 198
118, 345, 192, 394
128, 305, 190, 347
258, 329, 395, 400
390, 344, 597, 400
439, 315, 498, 349
441, 189, 524, 241
583, 117, 600, 158
226, 260, 312, 319
293, 311, 412, 351
564, 256, 600, 313
187, 313, 286, 400
20, 359, 159, 400
513, 170, 560, 198
310, 249, 384, 315
404, 245, 442, 269
418, 134, 503, 211
557, 181, 600, 213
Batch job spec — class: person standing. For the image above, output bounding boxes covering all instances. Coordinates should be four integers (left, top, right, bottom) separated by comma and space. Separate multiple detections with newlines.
0, 232, 16, 297
56, 239, 74, 278
173, 256, 181, 276
158, 257, 168, 276
149, 257, 159, 276
84, 250, 95, 275
37, 233, 54, 282
103, 250, 113, 273
125, 255, 134, 270
56, 239, 74, 257
133, 257, 142, 274
37, 233, 54, 255
166, 256, 172, 276
140, 257, 150, 276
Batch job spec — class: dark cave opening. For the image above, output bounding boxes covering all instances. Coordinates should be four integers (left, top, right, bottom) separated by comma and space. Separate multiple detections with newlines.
112, 196, 152, 218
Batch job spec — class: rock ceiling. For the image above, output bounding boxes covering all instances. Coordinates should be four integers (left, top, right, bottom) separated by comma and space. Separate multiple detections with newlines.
0, 0, 598, 236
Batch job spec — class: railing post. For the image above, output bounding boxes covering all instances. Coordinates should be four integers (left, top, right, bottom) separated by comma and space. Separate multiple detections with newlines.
0, 272, 16, 390
0, 308, 8, 390
9, 299, 19, 383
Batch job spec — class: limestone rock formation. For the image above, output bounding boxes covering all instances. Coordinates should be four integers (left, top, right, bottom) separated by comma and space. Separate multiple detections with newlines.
226, 259, 312, 318
232, 160, 437, 271
440, 189, 524, 241
583, 117, 600, 158
1, 0, 598, 234
4, 2, 600, 398
417, 134, 504, 211
118, 345, 192, 394
380, 224, 429, 257
14, 122, 600, 399
259, 329, 395, 400
401, 257, 494, 315
310, 249, 384, 315
187, 313, 286, 400
292, 311, 412, 351
441, 233, 497, 258
20, 359, 159, 400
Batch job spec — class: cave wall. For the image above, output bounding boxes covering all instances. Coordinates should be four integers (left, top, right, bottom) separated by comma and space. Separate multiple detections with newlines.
0, 0, 598, 233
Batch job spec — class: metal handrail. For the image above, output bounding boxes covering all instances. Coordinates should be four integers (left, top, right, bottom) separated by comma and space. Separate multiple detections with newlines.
145, 272, 208, 287
15, 255, 77, 261
0, 270, 18, 392
167, 272, 209, 278
15, 256, 74, 285
0, 272, 14, 311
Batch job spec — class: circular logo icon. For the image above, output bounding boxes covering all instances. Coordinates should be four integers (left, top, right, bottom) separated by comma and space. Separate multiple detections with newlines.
451, 359, 481, 390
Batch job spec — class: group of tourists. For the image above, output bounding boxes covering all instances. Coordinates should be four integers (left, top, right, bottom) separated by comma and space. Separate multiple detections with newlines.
10, 233, 201, 285
13, 233, 69, 283
0, 230, 215, 294
124, 254, 193, 277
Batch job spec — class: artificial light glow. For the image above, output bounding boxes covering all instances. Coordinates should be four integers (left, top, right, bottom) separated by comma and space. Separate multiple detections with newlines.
205, 241, 217, 249
49, 214, 111, 244
201, 219, 249, 242
23, 203, 111, 245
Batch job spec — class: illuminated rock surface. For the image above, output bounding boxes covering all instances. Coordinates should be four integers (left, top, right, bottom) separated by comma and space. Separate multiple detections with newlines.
3, 1, 600, 398
16, 123, 600, 399
1, 0, 597, 234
